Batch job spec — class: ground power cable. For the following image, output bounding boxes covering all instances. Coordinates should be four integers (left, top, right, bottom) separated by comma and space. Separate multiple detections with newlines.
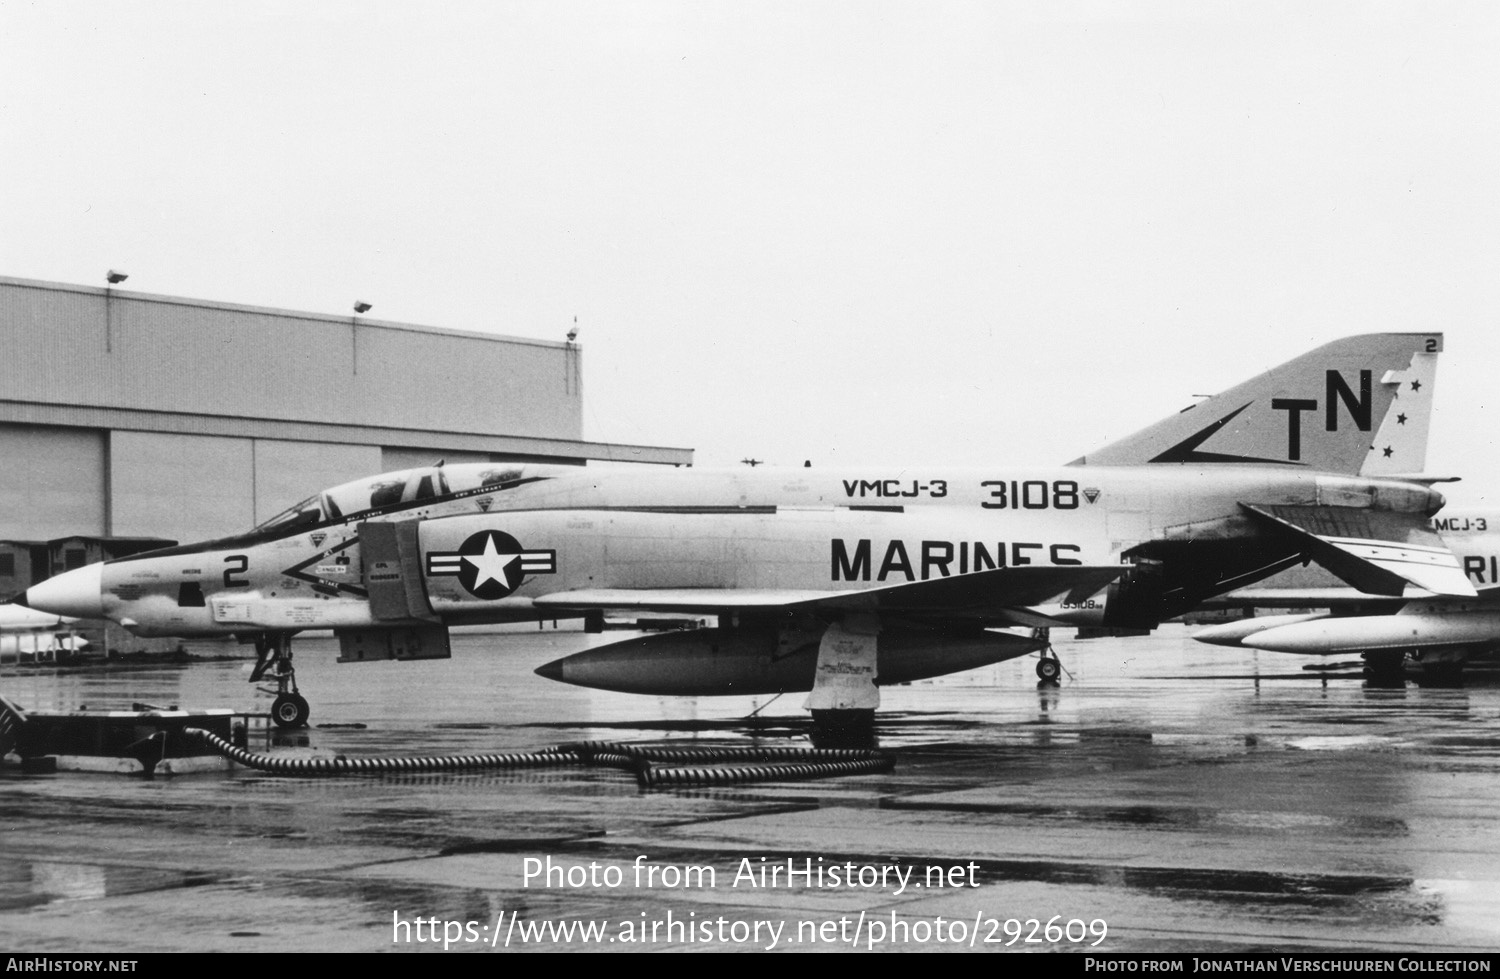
181, 729, 894, 789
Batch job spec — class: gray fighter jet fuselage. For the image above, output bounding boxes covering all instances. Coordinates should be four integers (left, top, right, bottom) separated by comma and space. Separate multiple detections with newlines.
15, 333, 1463, 727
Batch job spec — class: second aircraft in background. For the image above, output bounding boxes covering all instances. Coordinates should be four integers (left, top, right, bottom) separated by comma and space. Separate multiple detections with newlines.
1195, 508, 1500, 680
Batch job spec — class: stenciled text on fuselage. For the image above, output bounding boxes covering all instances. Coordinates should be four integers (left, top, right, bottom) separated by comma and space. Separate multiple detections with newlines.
831, 538, 1083, 582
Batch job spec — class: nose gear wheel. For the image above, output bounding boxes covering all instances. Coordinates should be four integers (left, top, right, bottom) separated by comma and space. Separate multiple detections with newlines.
250, 634, 309, 729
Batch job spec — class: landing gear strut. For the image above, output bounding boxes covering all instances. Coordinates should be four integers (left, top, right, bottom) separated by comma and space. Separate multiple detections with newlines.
250, 634, 309, 729
1412, 648, 1467, 687
1033, 628, 1064, 685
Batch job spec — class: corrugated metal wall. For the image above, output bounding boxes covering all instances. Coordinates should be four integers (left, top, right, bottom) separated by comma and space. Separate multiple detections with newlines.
378, 447, 569, 471
110, 432, 255, 540
0, 278, 582, 443
253, 441, 381, 526
0, 424, 106, 540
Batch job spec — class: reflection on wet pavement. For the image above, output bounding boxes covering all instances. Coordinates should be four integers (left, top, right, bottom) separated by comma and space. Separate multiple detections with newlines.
3, 625, 1500, 952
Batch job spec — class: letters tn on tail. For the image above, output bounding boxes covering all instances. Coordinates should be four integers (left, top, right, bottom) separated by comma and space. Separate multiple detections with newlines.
1072, 333, 1442, 476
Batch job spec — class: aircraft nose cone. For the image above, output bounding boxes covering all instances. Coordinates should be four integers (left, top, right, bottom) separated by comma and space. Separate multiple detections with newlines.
23, 563, 106, 620
1192, 623, 1251, 648
534, 658, 566, 682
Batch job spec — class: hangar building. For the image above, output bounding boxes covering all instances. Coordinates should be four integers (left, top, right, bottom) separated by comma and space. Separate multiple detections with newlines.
0, 275, 691, 594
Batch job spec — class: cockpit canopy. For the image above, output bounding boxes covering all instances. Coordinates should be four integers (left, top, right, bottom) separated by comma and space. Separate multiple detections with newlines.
251, 463, 547, 535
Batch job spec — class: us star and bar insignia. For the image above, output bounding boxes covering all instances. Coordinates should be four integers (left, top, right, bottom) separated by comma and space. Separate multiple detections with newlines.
426, 530, 557, 600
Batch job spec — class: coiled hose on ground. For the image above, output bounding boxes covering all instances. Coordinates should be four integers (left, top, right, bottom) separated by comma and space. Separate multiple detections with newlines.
182, 729, 894, 789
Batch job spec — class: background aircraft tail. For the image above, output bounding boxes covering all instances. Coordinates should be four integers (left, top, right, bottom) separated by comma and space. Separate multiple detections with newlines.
1070, 333, 1442, 475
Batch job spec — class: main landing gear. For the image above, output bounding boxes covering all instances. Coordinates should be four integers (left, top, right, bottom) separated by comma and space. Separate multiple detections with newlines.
1411, 647, 1468, 687
1033, 628, 1064, 686
250, 634, 310, 729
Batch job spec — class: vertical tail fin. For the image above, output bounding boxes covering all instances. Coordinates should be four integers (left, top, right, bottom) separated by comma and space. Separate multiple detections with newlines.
1070, 333, 1442, 475
1358, 349, 1437, 477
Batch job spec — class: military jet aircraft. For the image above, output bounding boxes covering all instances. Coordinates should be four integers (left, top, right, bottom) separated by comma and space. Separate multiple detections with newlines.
13, 333, 1465, 728
0, 605, 83, 659
0, 605, 75, 633
1194, 508, 1500, 680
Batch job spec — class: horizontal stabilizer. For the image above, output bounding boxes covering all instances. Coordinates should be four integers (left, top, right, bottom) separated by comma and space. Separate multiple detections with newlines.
534, 565, 1124, 619
1242, 504, 1475, 598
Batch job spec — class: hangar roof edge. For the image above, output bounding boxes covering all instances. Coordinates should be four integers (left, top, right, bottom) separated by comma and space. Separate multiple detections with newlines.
0, 275, 570, 350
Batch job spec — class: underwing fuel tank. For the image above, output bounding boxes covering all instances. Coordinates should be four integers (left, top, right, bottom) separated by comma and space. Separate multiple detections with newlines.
534, 627, 1045, 696
1196, 609, 1500, 655
1192, 613, 1334, 648
1237, 611, 1500, 654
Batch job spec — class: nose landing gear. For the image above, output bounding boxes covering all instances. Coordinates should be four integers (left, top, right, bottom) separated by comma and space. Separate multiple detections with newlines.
250, 634, 310, 729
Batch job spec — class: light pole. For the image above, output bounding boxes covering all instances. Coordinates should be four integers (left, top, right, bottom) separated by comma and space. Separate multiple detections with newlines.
352, 301, 371, 374
104, 270, 127, 352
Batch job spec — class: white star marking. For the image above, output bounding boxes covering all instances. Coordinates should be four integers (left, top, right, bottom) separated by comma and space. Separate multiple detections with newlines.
463, 534, 521, 592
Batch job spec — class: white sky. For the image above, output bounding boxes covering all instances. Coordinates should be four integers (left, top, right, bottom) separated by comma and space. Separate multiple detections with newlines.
3, 2, 1498, 505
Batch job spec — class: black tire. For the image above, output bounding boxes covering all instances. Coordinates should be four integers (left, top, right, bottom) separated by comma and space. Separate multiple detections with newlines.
272, 693, 310, 729
1361, 650, 1406, 679
1036, 658, 1061, 682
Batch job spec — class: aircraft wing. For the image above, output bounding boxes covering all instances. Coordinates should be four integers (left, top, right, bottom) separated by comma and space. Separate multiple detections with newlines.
533, 565, 1124, 624
1241, 504, 1475, 598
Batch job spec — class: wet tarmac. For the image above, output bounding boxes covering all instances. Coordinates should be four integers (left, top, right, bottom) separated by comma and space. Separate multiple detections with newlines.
3, 624, 1500, 953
